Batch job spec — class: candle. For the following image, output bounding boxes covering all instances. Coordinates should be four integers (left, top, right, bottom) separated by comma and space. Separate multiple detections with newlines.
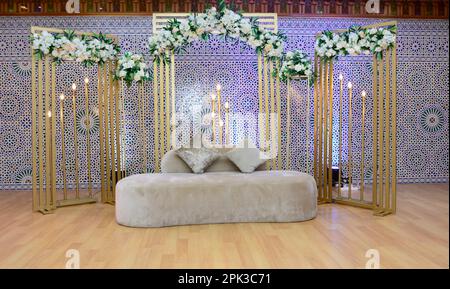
211, 94, 216, 143
347, 82, 353, 199
360, 90, 367, 199
338, 73, 344, 198
216, 84, 222, 145
225, 102, 230, 145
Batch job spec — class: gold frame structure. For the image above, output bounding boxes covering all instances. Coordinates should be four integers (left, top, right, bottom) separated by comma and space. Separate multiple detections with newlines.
314, 21, 398, 216
151, 13, 285, 172
31, 27, 121, 214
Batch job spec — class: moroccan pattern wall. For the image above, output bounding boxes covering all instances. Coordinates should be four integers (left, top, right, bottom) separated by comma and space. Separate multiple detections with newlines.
0, 16, 448, 190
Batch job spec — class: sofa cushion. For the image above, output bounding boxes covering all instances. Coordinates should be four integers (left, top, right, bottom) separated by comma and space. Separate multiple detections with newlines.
161, 150, 192, 173
205, 155, 240, 172
175, 147, 220, 174
226, 144, 267, 173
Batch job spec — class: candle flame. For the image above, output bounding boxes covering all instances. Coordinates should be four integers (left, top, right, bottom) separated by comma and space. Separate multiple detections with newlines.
211, 94, 216, 101
362, 90, 367, 97
47, 111, 52, 118
219, 120, 224, 127
347, 82, 353, 89
339, 73, 343, 81
216, 84, 221, 91
59, 93, 65, 100
84, 77, 89, 84
224, 102, 229, 109
72, 83, 77, 91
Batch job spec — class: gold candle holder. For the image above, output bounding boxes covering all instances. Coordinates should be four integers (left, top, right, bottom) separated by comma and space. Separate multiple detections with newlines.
71, 83, 80, 198
225, 101, 230, 145
338, 73, 343, 198
360, 90, 367, 200
211, 94, 216, 143
347, 82, 353, 199
216, 84, 222, 145
59, 93, 68, 200
84, 77, 92, 195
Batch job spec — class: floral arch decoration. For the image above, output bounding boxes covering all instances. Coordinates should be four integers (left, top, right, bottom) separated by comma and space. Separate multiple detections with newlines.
313, 21, 398, 217
148, 3, 313, 173
30, 27, 122, 212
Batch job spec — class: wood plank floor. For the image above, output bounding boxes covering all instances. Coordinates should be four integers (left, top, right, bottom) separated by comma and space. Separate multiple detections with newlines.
0, 183, 448, 268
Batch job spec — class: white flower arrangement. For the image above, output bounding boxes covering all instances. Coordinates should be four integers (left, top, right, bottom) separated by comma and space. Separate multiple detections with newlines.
30, 30, 120, 66
315, 25, 397, 61
148, 5, 286, 64
279, 50, 313, 82
114, 52, 151, 87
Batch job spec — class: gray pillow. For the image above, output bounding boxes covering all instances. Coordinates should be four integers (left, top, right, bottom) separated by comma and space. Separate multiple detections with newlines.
175, 147, 220, 174
225, 140, 267, 173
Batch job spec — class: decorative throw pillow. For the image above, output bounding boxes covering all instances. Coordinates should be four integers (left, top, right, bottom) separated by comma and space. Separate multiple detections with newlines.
225, 140, 267, 173
175, 147, 220, 174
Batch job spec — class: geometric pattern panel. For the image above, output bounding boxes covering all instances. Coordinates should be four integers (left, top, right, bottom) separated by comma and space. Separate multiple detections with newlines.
0, 16, 448, 189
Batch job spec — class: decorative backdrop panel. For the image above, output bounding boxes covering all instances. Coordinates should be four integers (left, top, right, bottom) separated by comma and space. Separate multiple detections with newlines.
0, 16, 448, 190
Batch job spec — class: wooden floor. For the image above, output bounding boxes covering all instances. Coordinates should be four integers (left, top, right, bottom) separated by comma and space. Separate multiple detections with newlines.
0, 183, 448, 268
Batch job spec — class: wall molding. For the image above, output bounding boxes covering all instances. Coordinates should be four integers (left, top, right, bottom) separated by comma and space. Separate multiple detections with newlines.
0, 1, 448, 19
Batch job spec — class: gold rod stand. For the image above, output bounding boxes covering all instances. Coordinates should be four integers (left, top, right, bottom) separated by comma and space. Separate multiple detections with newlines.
98, 66, 106, 201
71, 82, 80, 199
348, 82, 353, 200
263, 57, 269, 170
275, 60, 281, 170
51, 63, 57, 209
44, 58, 52, 212
286, 79, 291, 170
84, 78, 92, 195
306, 75, 311, 174
338, 73, 343, 198
108, 61, 116, 200
59, 93, 68, 199
153, 61, 160, 172
372, 54, 379, 208
323, 62, 329, 201
360, 91, 366, 201
327, 63, 333, 200
31, 52, 38, 211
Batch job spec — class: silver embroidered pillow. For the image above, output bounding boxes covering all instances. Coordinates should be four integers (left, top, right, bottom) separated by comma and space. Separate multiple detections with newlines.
175, 147, 220, 174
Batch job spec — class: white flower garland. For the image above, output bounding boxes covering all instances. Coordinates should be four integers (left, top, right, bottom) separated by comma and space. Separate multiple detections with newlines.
31, 30, 120, 66
315, 25, 397, 61
114, 52, 151, 87
279, 50, 313, 82
148, 7, 286, 63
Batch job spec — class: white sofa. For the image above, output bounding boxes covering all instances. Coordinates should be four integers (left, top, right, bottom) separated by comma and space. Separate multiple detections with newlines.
115, 150, 317, 227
